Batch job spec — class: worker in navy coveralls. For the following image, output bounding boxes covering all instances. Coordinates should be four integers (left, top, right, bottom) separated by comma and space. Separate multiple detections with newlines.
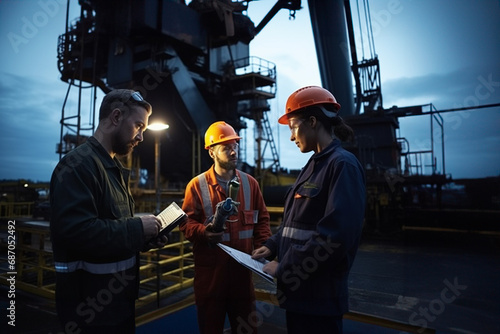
252, 86, 366, 334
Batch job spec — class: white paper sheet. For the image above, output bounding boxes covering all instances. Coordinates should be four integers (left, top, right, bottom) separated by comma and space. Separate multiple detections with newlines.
217, 243, 276, 285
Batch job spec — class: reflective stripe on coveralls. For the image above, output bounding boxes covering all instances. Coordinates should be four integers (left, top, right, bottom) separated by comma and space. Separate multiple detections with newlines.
197, 172, 251, 241
198, 173, 214, 217
54, 255, 136, 274
282, 226, 316, 241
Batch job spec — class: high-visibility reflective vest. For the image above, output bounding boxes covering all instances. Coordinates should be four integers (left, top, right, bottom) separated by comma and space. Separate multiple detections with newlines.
197, 171, 255, 242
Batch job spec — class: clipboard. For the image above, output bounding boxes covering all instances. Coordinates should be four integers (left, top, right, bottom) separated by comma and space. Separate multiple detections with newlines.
217, 243, 276, 285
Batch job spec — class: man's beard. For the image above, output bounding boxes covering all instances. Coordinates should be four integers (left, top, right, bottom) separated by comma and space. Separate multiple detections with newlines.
113, 132, 134, 156
215, 155, 237, 171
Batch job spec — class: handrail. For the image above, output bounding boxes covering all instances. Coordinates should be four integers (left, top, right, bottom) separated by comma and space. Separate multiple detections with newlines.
396, 103, 445, 176
0, 222, 195, 313
0, 202, 34, 218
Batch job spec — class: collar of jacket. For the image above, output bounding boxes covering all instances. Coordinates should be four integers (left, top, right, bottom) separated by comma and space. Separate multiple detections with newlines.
311, 138, 341, 162
88, 136, 127, 172
295, 139, 341, 185
204, 164, 238, 186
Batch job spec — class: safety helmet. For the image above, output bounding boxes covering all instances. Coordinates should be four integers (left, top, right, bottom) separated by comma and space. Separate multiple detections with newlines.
204, 121, 241, 149
278, 86, 341, 124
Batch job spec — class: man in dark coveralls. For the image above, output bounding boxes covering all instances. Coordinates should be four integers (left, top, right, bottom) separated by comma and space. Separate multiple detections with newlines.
50, 89, 167, 333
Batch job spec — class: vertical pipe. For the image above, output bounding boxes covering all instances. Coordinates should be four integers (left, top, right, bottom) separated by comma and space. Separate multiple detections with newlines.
308, 0, 354, 115
344, 0, 362, 115
431, 112, 435, 174
155, 135, 161, 215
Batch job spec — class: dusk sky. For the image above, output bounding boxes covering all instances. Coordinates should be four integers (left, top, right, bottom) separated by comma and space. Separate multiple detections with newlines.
1, 0, 499, 182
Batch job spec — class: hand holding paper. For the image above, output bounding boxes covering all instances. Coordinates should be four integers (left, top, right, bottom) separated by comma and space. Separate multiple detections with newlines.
251, 246, 271, 259
217, 243, 276, 285
262, 260, 278, 277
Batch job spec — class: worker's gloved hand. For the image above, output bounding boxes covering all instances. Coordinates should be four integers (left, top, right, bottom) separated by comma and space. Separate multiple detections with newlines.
205, 198, 240, 234
215, 199, 239, 216
141, 215, 161, 241
204, 225, 224, 243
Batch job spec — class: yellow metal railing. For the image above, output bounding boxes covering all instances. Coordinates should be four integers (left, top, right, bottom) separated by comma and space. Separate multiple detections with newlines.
0, 202, 34, 218
136, 230, 195, 309
0, 220, 55, 298
0, 221, 195, 310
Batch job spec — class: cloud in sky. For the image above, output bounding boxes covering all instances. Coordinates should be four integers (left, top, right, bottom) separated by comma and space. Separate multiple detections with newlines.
383, 67, 500, 108
0, 72, 63, 181
382, 66, 500, 178
0, 0, 499, 182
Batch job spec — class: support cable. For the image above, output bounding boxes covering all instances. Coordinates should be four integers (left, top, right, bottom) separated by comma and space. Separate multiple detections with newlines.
364, 0, 376, 58
355, 0, 365, 59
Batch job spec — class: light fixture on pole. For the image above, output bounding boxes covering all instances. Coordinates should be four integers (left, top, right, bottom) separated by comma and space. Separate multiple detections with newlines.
148, 122, 169, 215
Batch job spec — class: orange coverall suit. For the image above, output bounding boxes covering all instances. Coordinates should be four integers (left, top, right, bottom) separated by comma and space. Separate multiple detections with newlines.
180, 166, 271, 333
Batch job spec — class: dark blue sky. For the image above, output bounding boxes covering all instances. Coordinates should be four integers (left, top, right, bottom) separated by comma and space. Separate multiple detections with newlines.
1, 0, 499, 182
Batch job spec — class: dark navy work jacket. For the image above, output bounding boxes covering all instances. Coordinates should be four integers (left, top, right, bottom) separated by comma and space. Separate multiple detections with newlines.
264, 139, 366, 316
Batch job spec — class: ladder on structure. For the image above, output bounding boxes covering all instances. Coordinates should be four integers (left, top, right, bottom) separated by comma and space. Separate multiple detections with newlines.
230, 56, 280, 181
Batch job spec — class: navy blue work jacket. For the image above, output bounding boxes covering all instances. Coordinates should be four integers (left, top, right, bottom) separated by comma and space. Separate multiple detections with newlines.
264, 139, 366, 316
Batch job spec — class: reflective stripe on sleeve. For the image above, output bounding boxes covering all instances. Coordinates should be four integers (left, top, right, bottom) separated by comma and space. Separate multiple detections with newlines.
55, 255, 136, 274
282, 227, 315, 241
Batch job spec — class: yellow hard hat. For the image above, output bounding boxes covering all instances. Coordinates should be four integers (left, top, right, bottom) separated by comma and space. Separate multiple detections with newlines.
204, 121, 241, 149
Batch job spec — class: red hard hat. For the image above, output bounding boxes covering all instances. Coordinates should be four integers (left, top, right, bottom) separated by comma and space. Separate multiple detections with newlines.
278, 86, 341, 124
204, 121, 241, 149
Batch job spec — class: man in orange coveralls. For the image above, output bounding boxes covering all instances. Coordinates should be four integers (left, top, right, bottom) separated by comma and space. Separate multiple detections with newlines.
180, 121, 271, 334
